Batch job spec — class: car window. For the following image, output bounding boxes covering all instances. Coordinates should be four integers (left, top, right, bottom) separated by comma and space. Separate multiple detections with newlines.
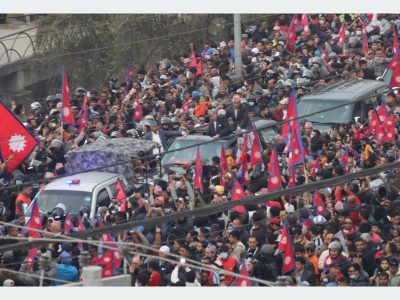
28, 190, 92, 215
298, 100, 354, 124
97, 188, 111, 207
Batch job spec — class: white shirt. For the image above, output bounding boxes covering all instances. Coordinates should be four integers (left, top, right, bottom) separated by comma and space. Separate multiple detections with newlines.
152, 132, 164, 155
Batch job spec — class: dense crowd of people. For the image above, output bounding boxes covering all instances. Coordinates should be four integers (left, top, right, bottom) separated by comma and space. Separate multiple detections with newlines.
1, 13, 400, 287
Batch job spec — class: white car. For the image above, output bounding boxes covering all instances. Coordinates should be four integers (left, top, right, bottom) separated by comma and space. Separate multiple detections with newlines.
25, 171, 128, 220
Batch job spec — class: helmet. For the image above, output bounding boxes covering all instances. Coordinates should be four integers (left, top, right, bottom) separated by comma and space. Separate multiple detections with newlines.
328, 241, 342, 252
75, 87, 86, 96
306, 242, 316, 251
52, 205, 66, 221
30, 102, 42, 111
260, 244, 274, 256
160, 117, 172, 125
49, 139, 63, 150
46, 95, 57, 102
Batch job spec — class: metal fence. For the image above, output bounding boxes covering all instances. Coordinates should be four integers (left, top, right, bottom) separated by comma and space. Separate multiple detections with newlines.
0, 26, 37, 65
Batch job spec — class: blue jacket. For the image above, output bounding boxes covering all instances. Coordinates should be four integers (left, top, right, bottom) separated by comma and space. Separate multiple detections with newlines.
53, 263, 79, 286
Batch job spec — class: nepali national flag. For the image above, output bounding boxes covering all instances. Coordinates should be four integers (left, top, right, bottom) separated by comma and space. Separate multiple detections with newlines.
382, 114, 395, 142
286, 14, 297, 52
194, 147, 203, 193
301, 14, 310, 35
236, 133, 248, 164
64, 212, 74, 235
313, 189, 326, 215
338, 22, 346, 47
277, 221, 290, 254
378, 102, 388, 122
101, 234, 122, 268
302, 217, 312, 234
0, 101, 38, 174
288, 167, 296, 188
77, 218, 85, 251
311, 157, 320, 178
394, 25, 399, 55
361, 20, 368, 56
389, 55, 400, 88
94, 250, 114, 278
365, 110, 379, 135
189, 49, 198, 68
288, 124, 304, 167
280, 222, 295, 274
220, 145, 228, 186
196, 57, 203, 75
61, 70, 75, 125
250, 130, 262, 166
24, 198, 41, 238
114, 178, 127, 212
282, 90, 299, 141
79, 95, 88, 133
231, 179, 247, 214
132, 96, 143, 121
267, 145, 282, 192
234, 262, 252, 287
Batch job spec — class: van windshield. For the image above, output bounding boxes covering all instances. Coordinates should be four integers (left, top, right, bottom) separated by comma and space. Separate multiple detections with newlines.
31, 190, 92, 215
298, 100, 354, 124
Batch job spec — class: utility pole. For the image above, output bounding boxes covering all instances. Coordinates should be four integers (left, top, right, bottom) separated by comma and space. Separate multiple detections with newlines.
234, 14, 243, 80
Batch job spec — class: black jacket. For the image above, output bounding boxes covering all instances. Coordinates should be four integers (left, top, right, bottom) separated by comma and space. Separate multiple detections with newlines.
225, 105, 250, 129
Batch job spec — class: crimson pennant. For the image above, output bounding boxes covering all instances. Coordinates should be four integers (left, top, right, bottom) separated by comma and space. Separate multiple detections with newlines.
64, 212, 73, 235
101, 234, 122, 268
382, 114, 395, 142
114, 178, 127, 212
79, 95, 88, 133
286, 14, 297, 52
267, 144, 282, 192
61, 70, 75, 125
250, 130, 262, 166
300, 14, 310, 35
313, 189, 326, 215
132, 96, 143, 121
95, 250, 114, 278
277, 221, 290, 254
282, 90, 298, 141
361, 20, 369, 56
189, 49, 198, 68
220, 145, 228, 186
281, 222, 295, 274
365, 110, 379, 135
236, 133, 248, 164
388, 51, 399, 70
288, 124, 304, 167
77, 218, 85, 251
234, 262, 252, 286
231, 179, 247, 214
25, 198, 41, 239
390, 57, 400, 88
194, 147, 203, 193
378, 102, 388, 122
311, 156, 320, 178
195, 57, 203, 75
288, 167, 296, 188
338, 22, 346, 47
0, 101, 38, 174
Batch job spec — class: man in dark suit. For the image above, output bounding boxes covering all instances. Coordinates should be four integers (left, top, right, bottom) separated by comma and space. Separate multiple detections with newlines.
225, 93, 250, 130
143, 119, 187, 154
207, 110, 233, 139
295, 256, 316, 286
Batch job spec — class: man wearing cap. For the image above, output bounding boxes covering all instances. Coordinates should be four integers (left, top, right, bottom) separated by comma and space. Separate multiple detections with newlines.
53, 251, 79, 285
389, 258, 400, 286
272, 97, 288, 122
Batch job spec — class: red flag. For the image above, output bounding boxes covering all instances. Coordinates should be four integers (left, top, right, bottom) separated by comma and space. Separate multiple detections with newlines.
302, 217, 312, 234
311, 157, 320, 178
220, 145, 228, 186
282, 90, 298, 141
77, 218, 85, 250
340, 150, 349, 174
394, 25, 399, 55
250, 130, 262, 166
26, 198, 41, 239
195, 57, 203, 75
242, 154, 249, 186
114, 178, 127, 212
313, 189, 326, 215
101, 234, 122, 268
132, 97, 143, 121
388, 51, 399, 70
182, 100, 190, 112
378, 103, 388, 122
375, 118, 385, 143
390, 59, 400, 88
94, 250, 114, 278
189, 49, 198, 68
79, 95, 88, 133
194, 147, 203, 193
361, 20, 368, 56
62, 71, 75, 124
365, 110, 379, 135
281, 223, 295, 274
320, 47, 328, 62
288, 167, 296, 188
300, 14, 310, 35
267, 145, 282, 192
235, 262, 251, 286
286, 14, 297, 52
288, 124, 303, 167
236, 133, 248, 164
382, 114, 395, 142
231, 180, 247, 214
0, 101, 38, 174
277, 221, 290, 254
338, 22, 346, 47
64, 212, 73, 235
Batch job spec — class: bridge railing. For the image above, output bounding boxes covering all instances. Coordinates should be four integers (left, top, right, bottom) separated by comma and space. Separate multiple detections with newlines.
0, 26, 37, 65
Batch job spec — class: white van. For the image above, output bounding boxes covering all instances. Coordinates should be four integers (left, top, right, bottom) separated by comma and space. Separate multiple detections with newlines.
25, 171, 128, 220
